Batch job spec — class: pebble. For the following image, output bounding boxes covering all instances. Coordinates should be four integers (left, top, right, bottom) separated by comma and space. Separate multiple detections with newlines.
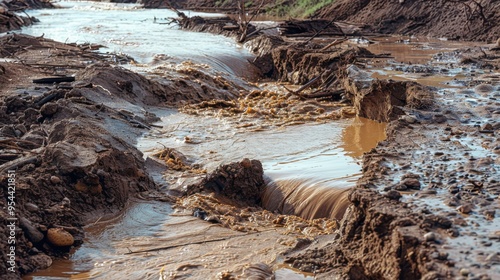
457, 204, 473, 214
24, 203, 39, 212
403, 178, 421, 190
50, 176, 62, 184
47, 228, 74, 247
40, 102, 59, 117
29, 254, 53, 270
460, 268, 471, 276
384, 190, 402, 200
19, 217, 44, 243
424, 232, 437, 242
240, 158, 252, 168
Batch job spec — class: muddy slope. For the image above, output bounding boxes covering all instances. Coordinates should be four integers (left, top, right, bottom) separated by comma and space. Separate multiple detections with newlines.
0, 33, 249, 278
0, 0, 52, 33
315, 0, 500, 42
285, 51, 500, 279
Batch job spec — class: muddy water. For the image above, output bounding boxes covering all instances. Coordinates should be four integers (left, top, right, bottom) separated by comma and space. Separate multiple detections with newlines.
21, 2, 388, 279
20, 1, 255, 77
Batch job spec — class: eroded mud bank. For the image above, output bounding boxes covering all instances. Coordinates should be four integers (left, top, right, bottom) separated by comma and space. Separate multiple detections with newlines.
174, 14, 500, 279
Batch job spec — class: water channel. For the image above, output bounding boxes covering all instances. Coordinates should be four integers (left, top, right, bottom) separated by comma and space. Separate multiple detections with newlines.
18, 1, 392, 279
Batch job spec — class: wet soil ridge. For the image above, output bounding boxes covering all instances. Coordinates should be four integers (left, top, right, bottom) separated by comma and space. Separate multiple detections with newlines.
315, 0, 500, 42
0, 0, 52, 33
0, 34, 205, 277
286, 58, 500, 278
186, 158, 264, 205
343, 65, 434, 122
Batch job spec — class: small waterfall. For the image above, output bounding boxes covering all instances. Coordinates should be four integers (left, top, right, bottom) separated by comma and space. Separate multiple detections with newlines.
261, 178, 351, 221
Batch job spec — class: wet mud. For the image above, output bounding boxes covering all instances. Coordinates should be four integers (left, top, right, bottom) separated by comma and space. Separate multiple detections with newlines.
0, 0, 52, 33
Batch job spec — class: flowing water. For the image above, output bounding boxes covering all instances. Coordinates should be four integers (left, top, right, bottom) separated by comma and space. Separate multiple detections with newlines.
18, 1, 391, 279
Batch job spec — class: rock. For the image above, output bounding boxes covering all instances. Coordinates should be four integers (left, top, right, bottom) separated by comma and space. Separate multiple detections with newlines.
24, 203, 39, 212
484, 209, 495, 219
240, 158, 252, 168
457, 204, 473, 214
401, 115, 417, 124
19, 217, 44, 243
29, 254, 53, 270
40, 102, 59, 117
50, 175, 62, 184
403, 178, 421, 190
485, 253, 500, 264
395, 183, 408, 191
47, 228, 74, 247
424, 232, 437, 242
460, 268, 471, 276
432, 114, 447, 123
384, 190, 402, 200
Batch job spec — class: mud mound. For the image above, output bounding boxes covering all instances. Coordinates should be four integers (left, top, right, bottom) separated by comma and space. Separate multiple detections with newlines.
343, 65, 434, 122
272, 45, 373, 84
315, 0, 500, 42
76, 64, 167, 106
186, 158, 264, 205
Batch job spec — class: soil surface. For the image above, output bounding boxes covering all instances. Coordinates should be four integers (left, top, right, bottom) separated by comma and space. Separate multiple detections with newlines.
316, 0, 500, 42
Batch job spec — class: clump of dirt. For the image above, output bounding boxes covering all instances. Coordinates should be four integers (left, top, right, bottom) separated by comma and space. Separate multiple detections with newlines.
315, 0, 500, 42
271, 44, 373, 84
343, 65, 434, 122
178, 16, 246, 38
175, 159, 338, 236
140, 60, 247, 106
185, 158, 264, 205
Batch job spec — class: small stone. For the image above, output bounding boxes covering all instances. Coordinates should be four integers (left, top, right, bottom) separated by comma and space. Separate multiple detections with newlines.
447, 228, 460, 237
40, 102, 59, 117
240, 158, 252, 168
61, 197, 70, 208
50, 176, 62, 184
384, 190, 402, 200
24, 203, 39, 212
484, 209, 495, 220
402, 115, 417, 124
485, 253, 500, 264
19, 217, 44, 243
433, 114, 447, 124
457, 204, 473, 214
29, 254, 53, 270
47, 228, 74, 247
460, 268, 471, 276
395, 183, 408, 191
424, 232, 437, 242
403, 178, 421, 190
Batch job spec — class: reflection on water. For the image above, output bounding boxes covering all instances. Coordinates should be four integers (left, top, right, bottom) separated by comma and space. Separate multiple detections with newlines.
341, 117, 387, 158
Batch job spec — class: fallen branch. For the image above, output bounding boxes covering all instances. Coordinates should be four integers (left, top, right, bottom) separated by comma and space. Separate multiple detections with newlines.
283, 75, 321, 99
0, 155, 38, 174
33, 76, 75, 84
320, 38, 348, 51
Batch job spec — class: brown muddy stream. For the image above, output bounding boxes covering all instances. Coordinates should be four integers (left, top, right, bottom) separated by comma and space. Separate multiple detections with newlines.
21, 2, 498, 279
